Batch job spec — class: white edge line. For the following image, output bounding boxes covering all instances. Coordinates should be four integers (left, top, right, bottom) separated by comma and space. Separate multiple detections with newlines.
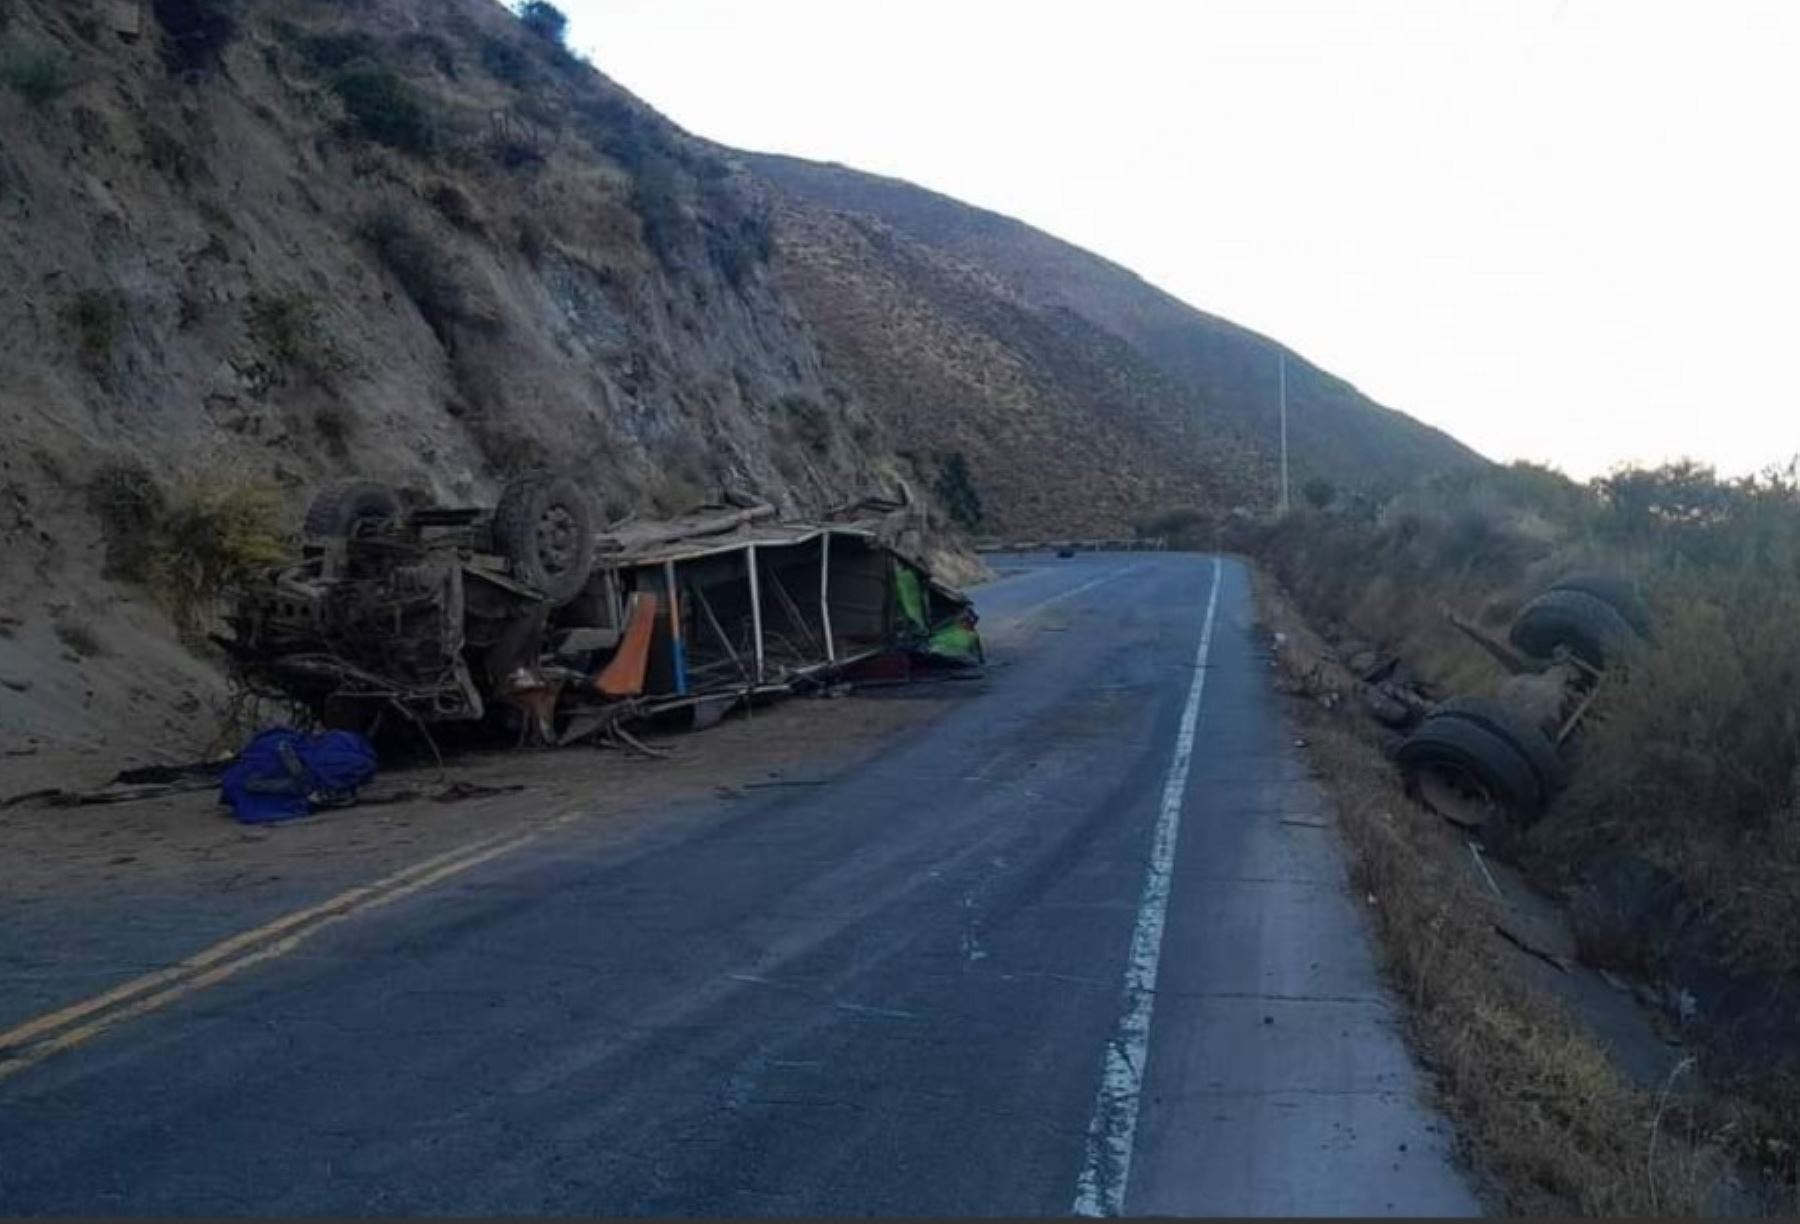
1071, 554, 1223, 1217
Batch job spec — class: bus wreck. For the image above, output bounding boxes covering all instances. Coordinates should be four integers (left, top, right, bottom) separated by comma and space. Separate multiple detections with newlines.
223, 479, 983, 747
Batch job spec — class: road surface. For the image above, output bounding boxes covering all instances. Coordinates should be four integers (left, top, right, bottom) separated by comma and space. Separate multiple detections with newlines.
0, 553, 1480, 1216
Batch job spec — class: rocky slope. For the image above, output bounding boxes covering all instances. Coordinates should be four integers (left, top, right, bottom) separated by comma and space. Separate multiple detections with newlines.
0, 0, 1480, 787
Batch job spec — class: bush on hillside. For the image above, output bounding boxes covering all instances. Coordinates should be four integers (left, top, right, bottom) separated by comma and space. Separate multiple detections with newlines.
478, 33, 533, 86
516, 1, 568, 45
246, 290, 340, 383
87, 460, 168, 582
935, 452, 984, 531
330, 67, 433, 154
1134, 506, 1212, 548
358, 206, 464, 341
151, 0, 238, 73
62, 288, 125, 379
630, 151, 693, 264
154, 481, 289, 636
3, 47, 69, 105
776, 395, 831, 455
298, 31, 380, 73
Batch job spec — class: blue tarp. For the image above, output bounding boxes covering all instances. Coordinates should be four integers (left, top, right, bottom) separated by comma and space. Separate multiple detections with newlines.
219, 728, 378, 824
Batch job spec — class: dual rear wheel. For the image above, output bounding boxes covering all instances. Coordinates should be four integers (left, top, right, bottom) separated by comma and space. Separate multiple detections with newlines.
1399, 573, 1649, 830
303, 476, 597, 605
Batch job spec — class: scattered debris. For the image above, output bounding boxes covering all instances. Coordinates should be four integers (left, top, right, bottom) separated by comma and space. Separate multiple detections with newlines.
1495, 921, 1571, 974
1468, 840, 1505, 900
218, 728, 378, 824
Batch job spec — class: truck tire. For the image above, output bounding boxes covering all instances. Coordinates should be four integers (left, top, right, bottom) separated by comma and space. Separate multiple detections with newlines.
1396, 714, 1546, 825
1509, 587, 1638, 669
303, 481, 401, 539
493, 475, 595, 605
1431, 695, 1565, 798
1549, 572, 1653, 640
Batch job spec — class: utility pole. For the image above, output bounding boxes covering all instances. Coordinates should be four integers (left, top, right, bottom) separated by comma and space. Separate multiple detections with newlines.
1278, 352, 1290, 515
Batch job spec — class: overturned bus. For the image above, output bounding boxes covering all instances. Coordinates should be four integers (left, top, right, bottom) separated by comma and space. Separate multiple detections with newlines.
222, 477, 982, 745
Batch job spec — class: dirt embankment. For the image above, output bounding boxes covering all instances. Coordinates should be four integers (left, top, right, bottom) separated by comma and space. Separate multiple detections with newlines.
1244, 459, 1800, 1210
1252, 566, 1744, 1216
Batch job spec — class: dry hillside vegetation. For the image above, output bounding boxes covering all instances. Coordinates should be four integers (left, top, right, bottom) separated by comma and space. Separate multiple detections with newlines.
751, 152, 1484, 509
1251, 460, 1800, 1198
767, 201, 1269, 535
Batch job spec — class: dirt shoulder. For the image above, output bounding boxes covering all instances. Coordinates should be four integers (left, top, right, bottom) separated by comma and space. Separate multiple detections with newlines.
1249, 563, 1747, 1216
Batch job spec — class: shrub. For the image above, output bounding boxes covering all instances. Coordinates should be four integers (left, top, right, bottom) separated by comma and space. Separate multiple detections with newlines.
934, 452, 984, 530
151, 0, 238, 73
776, 395, 831, 454
87, 460, 167, 582
298, 31, 379, 73
3, 48, 69, 105
478, 33, 532, 86
53, 617, 103, 658
330, 67, 432, 154
516, 1, 568, 45
359, 206, 463, 341
1301, 475, 1337, 510
154, 481, 288, 635
62, 288, 125, 378
630, 151, 693, 265
313, 402, 352, 457
702, 182, 772, 289
141, 120, 201, 184
1135, 506, 1210, 545
246, 290, 337, 382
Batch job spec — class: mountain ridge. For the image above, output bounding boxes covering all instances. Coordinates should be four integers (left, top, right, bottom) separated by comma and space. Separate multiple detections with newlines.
744, 150, 1484, 504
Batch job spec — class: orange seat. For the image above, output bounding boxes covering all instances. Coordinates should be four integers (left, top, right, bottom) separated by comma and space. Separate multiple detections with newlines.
594, 592, 659, 698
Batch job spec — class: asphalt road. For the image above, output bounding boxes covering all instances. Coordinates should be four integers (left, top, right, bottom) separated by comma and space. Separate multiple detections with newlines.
0, 553, 1480, 1216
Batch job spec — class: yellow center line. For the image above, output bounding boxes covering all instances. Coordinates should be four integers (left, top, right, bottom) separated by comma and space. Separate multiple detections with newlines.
0, 805, 590, 1082
0, 830, 544, 1084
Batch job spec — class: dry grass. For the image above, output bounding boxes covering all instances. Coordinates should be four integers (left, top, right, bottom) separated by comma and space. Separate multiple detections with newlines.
153, 479, 290, 637
1255, 566, 1728, 1215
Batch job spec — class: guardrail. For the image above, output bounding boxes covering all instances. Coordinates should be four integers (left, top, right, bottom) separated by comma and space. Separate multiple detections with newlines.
973, 537, 1168, 554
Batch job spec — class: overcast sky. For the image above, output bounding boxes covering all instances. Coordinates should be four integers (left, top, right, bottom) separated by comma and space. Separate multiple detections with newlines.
560, 1, 1798, 479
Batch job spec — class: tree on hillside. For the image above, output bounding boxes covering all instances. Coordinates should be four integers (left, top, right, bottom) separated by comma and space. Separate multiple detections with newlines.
517, 1, 569, 45
935, 452, 985, 531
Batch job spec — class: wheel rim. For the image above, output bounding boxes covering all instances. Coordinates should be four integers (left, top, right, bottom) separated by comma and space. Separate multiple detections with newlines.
535, 505, 578, 576
1417, 764, 1499, 829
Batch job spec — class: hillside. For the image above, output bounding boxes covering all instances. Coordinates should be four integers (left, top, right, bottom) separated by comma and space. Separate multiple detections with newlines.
0, 0, 913, 785
748, 153, 1484, 502
0, 0, 1480, 787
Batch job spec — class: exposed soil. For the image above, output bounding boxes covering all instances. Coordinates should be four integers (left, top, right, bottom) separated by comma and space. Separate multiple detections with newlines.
0, 691, 951, 907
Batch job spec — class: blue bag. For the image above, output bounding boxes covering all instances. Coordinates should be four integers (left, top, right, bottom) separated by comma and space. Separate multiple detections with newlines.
220, 728, 379, 825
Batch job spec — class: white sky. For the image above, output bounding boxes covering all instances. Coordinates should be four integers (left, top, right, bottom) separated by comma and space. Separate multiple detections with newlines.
561, 1, 1800, 479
